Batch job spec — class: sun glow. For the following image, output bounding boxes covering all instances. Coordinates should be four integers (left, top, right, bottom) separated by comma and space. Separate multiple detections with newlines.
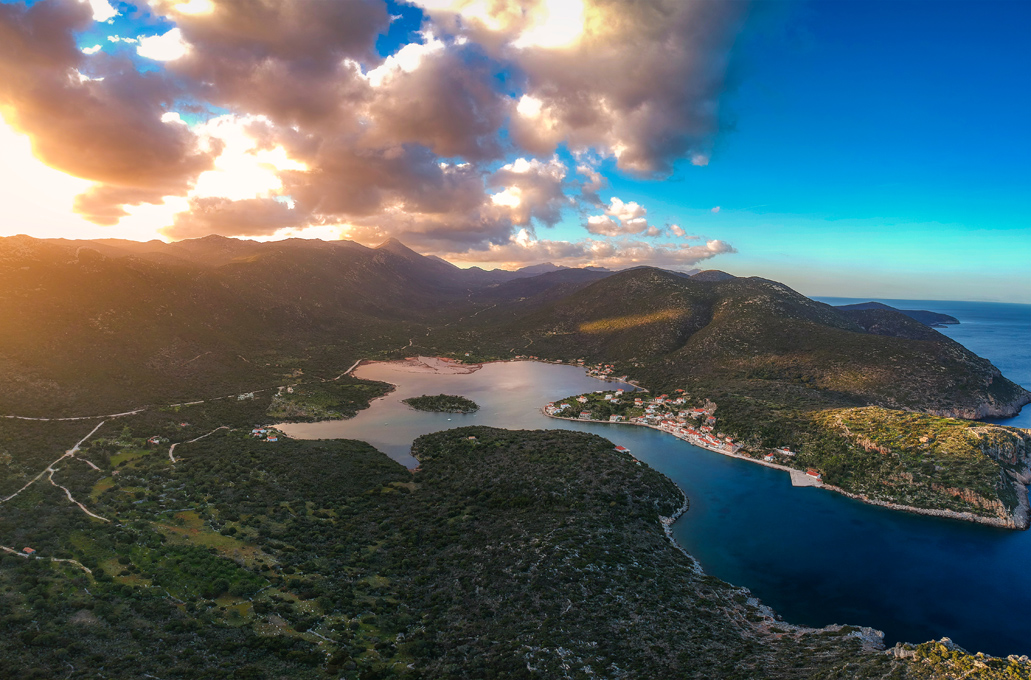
174, 0, 215, 15
191, 115, 307, 201
513, 0, 586, 49
0, 115, 183, 240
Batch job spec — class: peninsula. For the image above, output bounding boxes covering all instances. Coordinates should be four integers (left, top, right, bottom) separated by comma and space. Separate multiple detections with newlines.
546, 388, 1031, 529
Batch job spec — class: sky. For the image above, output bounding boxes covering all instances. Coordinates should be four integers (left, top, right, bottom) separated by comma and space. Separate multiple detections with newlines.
0, 0, 1027, 302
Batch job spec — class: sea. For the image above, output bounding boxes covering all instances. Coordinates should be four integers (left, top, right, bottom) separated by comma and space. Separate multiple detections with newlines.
280, 298, 1031, 657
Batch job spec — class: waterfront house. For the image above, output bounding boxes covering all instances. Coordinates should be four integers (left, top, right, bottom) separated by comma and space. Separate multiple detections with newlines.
763, 453, 775, 462
614, 445, 630, 453
806, 468, 822, 481
609, 415, 623, 422
579, 411, 592, 419
577, 396, 588, 403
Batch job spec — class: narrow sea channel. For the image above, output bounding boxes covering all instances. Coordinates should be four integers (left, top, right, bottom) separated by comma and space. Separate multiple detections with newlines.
279, 356, 1031, 657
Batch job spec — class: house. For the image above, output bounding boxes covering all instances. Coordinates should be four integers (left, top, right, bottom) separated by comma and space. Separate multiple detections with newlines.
147, 436, 161, 445
806, 468, 822, 481
609, 415, 623, 422
776, 448, 796, 457
579, 411, 592, 419
763, 453, 775, 462
577, 396, 588, 403
615, 389, 624, 396
267, 436, 278, 442
634, 398, 644, 406
22, 547, 35, 555
614, 445, 631, 453
604, 394, 613, 400
467, 436, 477, 440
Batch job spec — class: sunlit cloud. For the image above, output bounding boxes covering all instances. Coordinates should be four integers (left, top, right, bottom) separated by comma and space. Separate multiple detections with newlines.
174, 0, 215, 15
0, 115, 179, 241
137, 28, 190, 61
81, 0, 118, 23
190, 115, 307, 202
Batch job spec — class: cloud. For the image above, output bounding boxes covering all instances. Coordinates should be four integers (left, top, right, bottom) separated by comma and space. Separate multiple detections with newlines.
585, 196, 656, 236
155, 0, 390, 128
669, 224, 686, 237
446, 232, 736, 269
576, 162, 606, 207
0, 0, 743, 272
0, 0, 215, 223
82, 0, 118, 22
711, 205, 721, 213
358, 38, 509, 160
489, 156, 568, 227
418, 0, 749, 175
163, 197, 306, 239
137, 28, 190, 61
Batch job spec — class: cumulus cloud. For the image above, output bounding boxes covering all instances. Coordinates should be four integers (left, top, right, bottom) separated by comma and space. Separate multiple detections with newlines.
585, 196, 656, 236
154, 0, 389, 128
163, 196, 306, 239
419, 0, 749, 175
0, 0, 743, 270
576, 162, 606, 207
358, 38, 509, 160
137, 28, 190, 61
446, 232, 736, 269
0, 0, 214, 223
489, 156, 568, 227
82, 0, 118, 22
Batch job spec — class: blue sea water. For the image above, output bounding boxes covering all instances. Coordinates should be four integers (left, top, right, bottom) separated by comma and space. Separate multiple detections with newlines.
281, 299, 1031, 657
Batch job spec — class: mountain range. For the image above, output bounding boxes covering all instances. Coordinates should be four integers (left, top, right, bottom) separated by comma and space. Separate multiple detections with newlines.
0, 234, 1026, 423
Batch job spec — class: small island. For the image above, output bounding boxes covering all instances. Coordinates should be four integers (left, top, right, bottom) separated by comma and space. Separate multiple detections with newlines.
403, 394, 480, 413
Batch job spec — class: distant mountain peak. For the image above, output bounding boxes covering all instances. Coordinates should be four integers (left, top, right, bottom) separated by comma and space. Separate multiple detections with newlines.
690, 270, 736, 282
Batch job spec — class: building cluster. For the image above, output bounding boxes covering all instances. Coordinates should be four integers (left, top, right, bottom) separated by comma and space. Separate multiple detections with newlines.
545, 390, 742, 455
544, 389, 818, 478
250, 427, 279, 442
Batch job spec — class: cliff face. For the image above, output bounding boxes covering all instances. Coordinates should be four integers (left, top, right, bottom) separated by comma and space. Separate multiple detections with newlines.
815, 407, 1031, 529
930, 386, 1031, 420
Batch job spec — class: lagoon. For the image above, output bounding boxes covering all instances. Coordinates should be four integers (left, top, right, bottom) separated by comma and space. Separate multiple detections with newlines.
279, 357, 1031, 658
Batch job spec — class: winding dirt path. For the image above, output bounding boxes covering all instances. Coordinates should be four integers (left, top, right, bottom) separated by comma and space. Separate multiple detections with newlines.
168, 426, 230, 463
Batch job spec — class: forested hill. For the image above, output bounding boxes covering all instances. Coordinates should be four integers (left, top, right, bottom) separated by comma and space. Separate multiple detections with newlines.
0, 234, 1026, 423
443, 267, 1029, 420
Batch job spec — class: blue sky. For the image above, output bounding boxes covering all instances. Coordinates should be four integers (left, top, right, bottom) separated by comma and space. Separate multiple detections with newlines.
548, 0, 1031, 301
0, 0, 1027, 302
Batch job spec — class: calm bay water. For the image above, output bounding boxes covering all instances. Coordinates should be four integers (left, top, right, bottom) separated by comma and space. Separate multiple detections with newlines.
280, 300, 1031, 657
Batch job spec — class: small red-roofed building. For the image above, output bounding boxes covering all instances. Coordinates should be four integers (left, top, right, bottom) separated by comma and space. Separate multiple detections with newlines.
23, 547, 35, 555
806, 468, 822, 481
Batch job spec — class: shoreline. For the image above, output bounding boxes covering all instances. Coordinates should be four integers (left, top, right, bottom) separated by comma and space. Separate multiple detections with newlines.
543, 411, 1030, 531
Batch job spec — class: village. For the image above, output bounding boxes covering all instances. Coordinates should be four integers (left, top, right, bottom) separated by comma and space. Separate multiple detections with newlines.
543, 389, 824, 484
